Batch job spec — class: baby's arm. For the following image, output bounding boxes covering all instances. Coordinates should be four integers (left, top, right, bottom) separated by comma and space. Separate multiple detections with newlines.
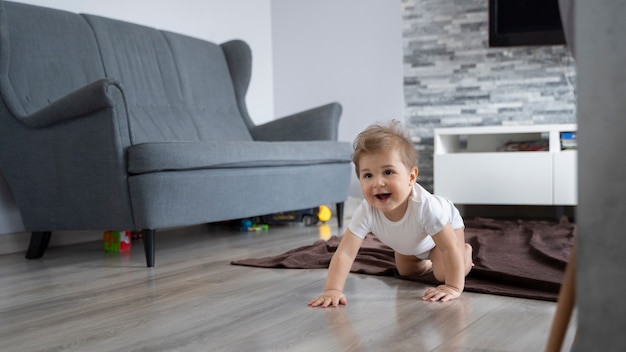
308, 229, 363, 307
423, 224, 465, 302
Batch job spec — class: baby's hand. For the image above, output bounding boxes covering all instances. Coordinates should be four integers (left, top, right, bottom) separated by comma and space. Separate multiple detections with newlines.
422, 285, 461, 302
308, 289, 347, 308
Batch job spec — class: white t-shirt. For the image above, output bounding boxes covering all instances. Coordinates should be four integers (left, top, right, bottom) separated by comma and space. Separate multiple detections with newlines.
348, 184, 464, 257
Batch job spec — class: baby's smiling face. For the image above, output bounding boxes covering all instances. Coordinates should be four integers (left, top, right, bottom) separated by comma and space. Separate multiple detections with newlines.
357, 149, 418, 222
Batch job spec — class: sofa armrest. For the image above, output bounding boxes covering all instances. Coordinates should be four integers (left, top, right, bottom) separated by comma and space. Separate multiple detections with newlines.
250, 102, 342, 141
0, 78, 135, 230
19, 79, 121, 128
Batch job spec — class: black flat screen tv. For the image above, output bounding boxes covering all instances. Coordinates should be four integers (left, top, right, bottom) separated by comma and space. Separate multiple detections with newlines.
488, 0, 566, 47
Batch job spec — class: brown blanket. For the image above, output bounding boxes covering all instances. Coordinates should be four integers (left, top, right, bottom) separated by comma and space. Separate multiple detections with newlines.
232, 217, 575, 301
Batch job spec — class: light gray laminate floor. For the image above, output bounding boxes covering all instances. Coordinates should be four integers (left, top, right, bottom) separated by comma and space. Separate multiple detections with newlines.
0, 222, 576, 352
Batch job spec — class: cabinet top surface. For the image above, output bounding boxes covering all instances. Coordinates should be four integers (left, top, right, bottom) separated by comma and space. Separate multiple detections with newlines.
434, 124, 577, 135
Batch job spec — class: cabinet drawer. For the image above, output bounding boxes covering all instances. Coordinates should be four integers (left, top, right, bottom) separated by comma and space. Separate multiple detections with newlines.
434, 153, 553, 205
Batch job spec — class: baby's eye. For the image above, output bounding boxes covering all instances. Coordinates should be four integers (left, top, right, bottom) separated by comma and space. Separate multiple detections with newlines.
362, 173, 372, 179
384, 170, 393, 175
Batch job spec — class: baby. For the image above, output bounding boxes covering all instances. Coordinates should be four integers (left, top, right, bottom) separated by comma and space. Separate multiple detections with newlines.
309, 120, 473, 307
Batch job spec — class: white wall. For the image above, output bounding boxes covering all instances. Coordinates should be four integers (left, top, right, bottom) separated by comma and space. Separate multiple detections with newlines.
271, 0, 404, 196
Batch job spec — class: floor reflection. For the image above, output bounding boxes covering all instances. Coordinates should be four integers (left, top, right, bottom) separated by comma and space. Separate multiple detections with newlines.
324, 308, 364, 352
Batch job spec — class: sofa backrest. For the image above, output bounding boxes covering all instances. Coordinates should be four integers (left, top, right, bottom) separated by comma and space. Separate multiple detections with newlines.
83, 15, 253, 144
0, 1, 106, 118
0, 1, 253, 144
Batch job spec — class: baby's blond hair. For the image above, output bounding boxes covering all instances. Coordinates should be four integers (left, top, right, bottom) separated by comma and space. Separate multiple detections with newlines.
352, 120, 418, 178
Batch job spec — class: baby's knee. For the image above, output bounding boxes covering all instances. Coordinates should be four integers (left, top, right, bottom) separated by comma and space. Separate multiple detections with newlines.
412, 263, 432, 277
396, 259, 431, 277
396, 266, 413, 277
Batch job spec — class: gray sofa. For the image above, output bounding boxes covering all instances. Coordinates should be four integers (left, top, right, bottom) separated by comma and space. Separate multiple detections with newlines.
0, 1, 352, 266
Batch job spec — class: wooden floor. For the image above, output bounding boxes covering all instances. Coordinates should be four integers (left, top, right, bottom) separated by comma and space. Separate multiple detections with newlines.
0, 222, 576, 352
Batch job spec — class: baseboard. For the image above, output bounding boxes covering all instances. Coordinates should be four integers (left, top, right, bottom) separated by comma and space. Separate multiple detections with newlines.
0, 225, 211, 257
0, 230, 103, 256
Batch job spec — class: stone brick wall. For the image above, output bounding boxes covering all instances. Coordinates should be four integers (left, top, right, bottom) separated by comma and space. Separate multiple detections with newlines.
402, 0, 576, 191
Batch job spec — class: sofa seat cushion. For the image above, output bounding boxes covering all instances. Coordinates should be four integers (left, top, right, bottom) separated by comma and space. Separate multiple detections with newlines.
128, 141, 353, 174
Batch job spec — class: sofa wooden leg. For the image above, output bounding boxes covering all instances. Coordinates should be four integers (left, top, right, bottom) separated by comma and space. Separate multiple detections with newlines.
142, 229, 156, 267
336, 202, 344, 228
25, 231, 52, 259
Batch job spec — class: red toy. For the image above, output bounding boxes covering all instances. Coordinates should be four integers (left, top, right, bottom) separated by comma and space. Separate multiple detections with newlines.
103, 230, 132, 252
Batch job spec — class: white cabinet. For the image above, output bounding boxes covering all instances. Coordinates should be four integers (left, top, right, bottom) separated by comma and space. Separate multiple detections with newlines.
434, 124, 577, 206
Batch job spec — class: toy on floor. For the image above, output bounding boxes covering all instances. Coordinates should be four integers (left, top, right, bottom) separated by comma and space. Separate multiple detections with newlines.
317, 205, 332, 223
240, 219, 269, 232
103, 230, 132, 252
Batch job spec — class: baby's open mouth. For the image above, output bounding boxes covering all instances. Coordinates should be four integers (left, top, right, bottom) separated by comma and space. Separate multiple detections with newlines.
375, 193, 391, 200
